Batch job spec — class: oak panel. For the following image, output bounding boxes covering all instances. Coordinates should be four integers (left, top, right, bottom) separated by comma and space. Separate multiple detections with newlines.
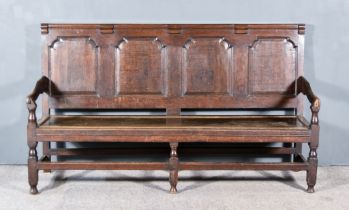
182, 37, 233, 96
115, 37, 167, 96
248, 37, 297, 95
49, 37, 98, 95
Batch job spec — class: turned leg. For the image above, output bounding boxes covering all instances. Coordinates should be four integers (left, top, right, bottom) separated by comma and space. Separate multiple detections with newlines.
169, 142, 179, 193
306, 103, 320, 193
26, 86, 43, 194
306, 143, 318, 193
28, 142, 39, 194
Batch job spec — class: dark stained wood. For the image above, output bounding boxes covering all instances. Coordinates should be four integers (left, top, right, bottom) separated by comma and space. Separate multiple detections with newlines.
249, 37, 297, 95
182, 37, 232, 96
48, 147, 297, 156
36, 161, 308, 171
41, 115, 308, 129
296, 76, 320, 193
37, 161, 168, 170
169, 143, 179, 193
26, 76, 50, 105
36, 135, 310, 143
116, 37, 167, 96
35, 116, 310, 143
49, 37, 98, 96
179, 162, 308, 171
297, 76, 321, 117
26, 24, 320, 194
42, 24, 302, 110
26, 76, 50, 194
41, 148, 51, 173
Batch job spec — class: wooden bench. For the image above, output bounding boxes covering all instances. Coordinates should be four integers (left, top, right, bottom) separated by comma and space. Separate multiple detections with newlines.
27, 24, 320, 194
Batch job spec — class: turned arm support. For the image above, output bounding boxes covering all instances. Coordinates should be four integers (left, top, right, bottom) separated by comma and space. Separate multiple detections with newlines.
26, 76, 50, 123
296, 76, 320, 125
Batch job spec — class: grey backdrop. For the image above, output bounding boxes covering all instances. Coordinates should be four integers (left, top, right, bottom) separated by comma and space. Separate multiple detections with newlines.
0, 0, 348, 165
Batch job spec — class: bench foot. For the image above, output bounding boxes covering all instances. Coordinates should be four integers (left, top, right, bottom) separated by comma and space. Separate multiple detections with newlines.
306, 185, 315, 193
169, 170, 178, 193
30, 186, 39, 195
306, 167, 317, 193
169, 143, 179, 194
170, 187, 177, 194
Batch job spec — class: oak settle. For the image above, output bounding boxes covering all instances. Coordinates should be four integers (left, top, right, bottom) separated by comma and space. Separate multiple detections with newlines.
26, 24, 320, 194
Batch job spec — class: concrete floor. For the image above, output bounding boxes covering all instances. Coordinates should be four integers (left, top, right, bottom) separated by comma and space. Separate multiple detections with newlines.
0, 165, 348, 210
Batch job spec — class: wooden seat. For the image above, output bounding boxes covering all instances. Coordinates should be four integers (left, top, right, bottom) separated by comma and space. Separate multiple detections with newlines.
41, 115, 308, 129
40, 115, 308, 132
36, 115, 310, 143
